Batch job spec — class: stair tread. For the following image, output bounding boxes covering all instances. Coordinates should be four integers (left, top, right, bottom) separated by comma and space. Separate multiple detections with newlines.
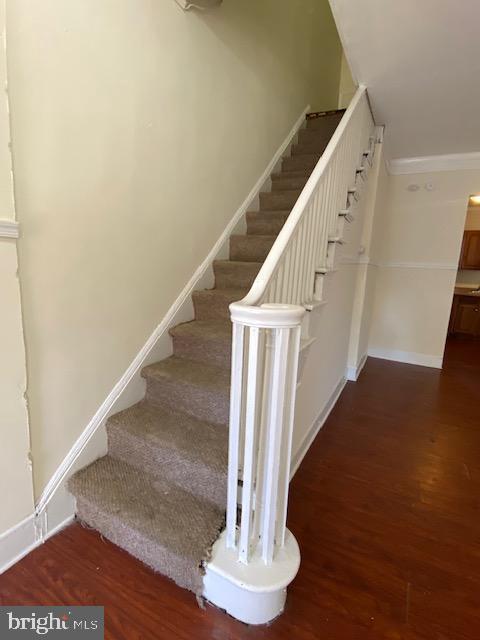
263, 188, 302, 195
287, 153, 320, 159
107, 400, 228, 474
230, 234, 277, 241
170, 319, 231, 341
214, 259, 263, 268
193, 286, 247, 300
142, 355, 230, 393
68, 456, 224, 592
271, 170, 311, 179
247, 210, 290, 217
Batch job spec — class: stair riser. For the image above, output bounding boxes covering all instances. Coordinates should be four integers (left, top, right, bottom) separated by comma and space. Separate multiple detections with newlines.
230, 236, 275, 262
75, 497, 200, 592
172, 334, 231, 370
145, 375, 229, 426
193, 293, 233, 320
107, 425, 227, 508
306, 114, 343, 132
247, 219, 285, 235
271, 176, 309, 191
282, 155, 319, 172
292, 142, 328, 156
213, 261, 261, 289
297, 126, 337, 144
260, 191, 300, 211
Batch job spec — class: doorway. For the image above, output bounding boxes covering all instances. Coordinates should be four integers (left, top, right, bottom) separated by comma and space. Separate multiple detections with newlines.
446, 195, 480, 358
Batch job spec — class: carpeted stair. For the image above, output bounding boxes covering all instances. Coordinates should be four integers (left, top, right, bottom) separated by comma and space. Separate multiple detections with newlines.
68, 110, 344, 594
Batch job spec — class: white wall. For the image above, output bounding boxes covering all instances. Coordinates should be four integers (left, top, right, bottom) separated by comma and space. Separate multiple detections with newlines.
347, 141, 386, 377
368, 169, 480, 367
329, 0, 480, 159
6, 0, 343, 497
0, 0, 33, 536
292, 138, 383, 466
0, 241, 34, 535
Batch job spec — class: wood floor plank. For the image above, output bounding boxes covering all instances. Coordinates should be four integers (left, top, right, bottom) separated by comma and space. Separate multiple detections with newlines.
1, 335, 479, 639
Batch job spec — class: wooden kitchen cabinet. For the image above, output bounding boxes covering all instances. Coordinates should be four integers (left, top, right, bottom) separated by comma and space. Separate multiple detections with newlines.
449, 295, 480, 337
459, 230, 480, 269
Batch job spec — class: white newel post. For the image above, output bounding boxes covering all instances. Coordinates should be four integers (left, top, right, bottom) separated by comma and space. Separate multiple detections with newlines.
204, 302, 305, 625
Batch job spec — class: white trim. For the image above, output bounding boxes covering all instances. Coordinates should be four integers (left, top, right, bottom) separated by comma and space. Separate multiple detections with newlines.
346, 353, 368, 381
35, 104, 310, 520
368, 347, 443, 369
341, 255, 374, 266
388, 152, 480, 175
341, 256, 456, 270
290, 374, 347, 478
381, 261, 457, 270
238, 87, 369, 308
0, 514, 73, 575
0, 219, 19, 238
204, 529, 299, 625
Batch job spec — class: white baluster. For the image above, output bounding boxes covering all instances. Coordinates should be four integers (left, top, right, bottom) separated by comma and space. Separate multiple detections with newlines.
226, 321, 245, 549
239, 325, 261, 563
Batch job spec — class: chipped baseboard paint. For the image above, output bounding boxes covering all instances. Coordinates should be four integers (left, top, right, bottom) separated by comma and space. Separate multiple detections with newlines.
0, 512, 73, 575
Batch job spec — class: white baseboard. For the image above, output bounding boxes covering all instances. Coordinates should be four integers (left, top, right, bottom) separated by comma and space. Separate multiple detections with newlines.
368, 347, 443, 369
290, 374, 347, 478
346, 352, 368, 381
33, 104, 310, 549
0, 513, 73, 575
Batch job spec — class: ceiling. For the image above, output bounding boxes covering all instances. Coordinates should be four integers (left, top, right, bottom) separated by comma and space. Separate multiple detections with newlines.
329, 0, 480, 160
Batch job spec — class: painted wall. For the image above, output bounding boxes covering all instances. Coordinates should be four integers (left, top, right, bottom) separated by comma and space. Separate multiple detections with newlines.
0, 241, 34, 535
368, 169, 480, 367
6, 0, 343, 496
329, 0, 480, 159
292, 139, 383, 463
0, 0, 33, 536
347, 142, 387, 376
337, 52, 356, 109
457, 206, 480, 284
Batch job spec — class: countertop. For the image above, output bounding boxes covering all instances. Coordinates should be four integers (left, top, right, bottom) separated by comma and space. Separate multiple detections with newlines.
454, 286, 480, 297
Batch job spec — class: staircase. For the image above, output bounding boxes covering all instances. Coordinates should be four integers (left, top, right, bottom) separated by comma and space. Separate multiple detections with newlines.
68, 110, 345, 594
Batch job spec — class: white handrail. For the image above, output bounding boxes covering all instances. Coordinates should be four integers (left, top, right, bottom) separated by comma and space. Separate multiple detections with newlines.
238, 85, 369, 308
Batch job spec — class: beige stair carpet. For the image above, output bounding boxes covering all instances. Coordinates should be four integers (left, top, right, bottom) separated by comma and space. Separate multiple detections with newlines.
68, 110, 344, 594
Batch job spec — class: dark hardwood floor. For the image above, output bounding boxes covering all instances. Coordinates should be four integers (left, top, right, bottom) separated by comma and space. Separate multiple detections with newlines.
2, 335, 480, 639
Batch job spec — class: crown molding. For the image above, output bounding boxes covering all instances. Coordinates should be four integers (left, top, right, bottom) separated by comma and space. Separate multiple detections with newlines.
388, 152, 480, 175
0, 219, 19, 239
